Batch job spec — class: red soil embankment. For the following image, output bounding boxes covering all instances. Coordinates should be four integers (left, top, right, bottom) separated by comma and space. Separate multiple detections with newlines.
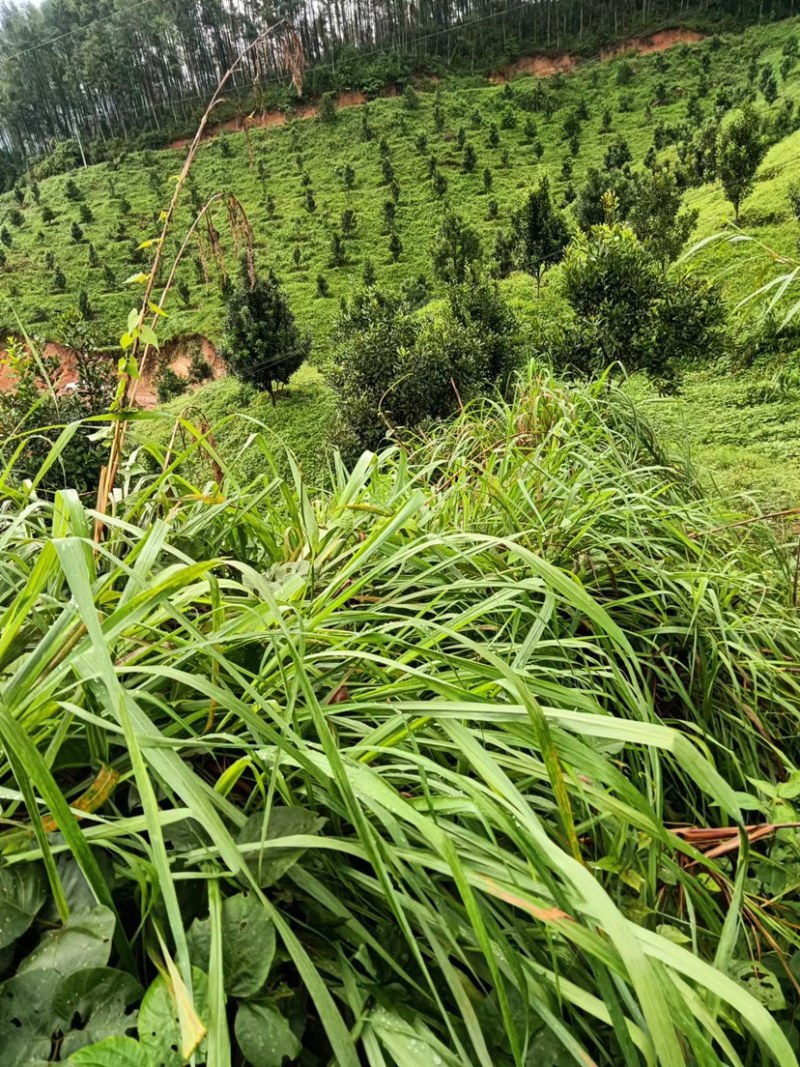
168, 28, 703, 148
135, 336, 223, 408
490, 52, 576, 84
0, 336, 223, 411
168, 89, 369, 150
600, 28, 705, 62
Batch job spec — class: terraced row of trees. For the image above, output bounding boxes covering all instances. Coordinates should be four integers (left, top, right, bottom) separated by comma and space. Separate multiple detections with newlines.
1, 0, 799, 170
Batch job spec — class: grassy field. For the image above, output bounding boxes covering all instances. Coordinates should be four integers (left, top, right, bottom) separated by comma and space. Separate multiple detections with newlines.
3, 16, 800, 503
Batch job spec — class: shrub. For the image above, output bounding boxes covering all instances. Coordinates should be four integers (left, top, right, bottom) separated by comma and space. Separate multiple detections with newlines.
318, 91, 337, 124
221, 262, 311, 401
156, 364, 188, 403
718, 105, 767, 220
0, 316, 114, 491
628, 167, 698, 267
403, 84, 419, 110
510, 176, 570, 294
551, 223, 727, 388
604, 135, 632, 170
431, 211, 482, 284
329, 278, 516, 455
329, 231, 347, 267
188, 347, 214, 383
64, 176, 82, 200
388, 232, 403, 262
574, 165, 634, 231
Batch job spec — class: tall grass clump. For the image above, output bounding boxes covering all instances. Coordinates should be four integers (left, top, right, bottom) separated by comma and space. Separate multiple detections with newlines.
2, 367, 800, 1064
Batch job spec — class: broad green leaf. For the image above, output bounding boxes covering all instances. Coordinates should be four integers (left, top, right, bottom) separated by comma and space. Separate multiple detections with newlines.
55, 968, 143, 1057
0, 971, 58, 1067
138, 324, 159, 350
67, 1036, 155, 1066
234, 1002, 301, 1067
138, 967, 208, 1067
187, 891, 275, 999
238, 806, 324, 887
0, 863, 47, 949
731, 963, 786, 1011
18, 906, 115, 976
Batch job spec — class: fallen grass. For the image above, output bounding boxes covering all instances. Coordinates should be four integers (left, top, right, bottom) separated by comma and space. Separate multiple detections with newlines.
2, 368, 800, 1062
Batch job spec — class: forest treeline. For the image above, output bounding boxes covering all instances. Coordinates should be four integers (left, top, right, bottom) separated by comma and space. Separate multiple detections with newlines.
0, 0, 795, 173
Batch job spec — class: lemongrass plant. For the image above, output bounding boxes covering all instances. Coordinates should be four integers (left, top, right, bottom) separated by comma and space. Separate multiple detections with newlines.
1, 366, 800, 1065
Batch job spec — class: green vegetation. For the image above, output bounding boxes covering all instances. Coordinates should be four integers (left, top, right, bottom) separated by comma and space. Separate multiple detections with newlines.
5, 371, 800, 1064
6, 11, 800, 1063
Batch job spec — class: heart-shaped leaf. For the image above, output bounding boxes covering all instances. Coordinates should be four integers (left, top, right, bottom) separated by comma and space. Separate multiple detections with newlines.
67, 1036, 156, 1066
188, 891, 275, 999
237, 806, 324, 887
235, 1001, 302, 1067
19, 905, 115, 977
138, 967, 208, 1067
0, 970, 58, 1067
0, 864, 47, 950
55, 967, 143, 1057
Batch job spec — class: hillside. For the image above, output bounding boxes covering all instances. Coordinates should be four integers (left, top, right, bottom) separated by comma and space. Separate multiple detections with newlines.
1, 19, 798, 347
9, 11, 800, 1065
3, 16, 800, 503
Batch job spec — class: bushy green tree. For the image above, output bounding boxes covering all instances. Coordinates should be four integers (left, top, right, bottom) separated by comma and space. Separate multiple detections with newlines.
550, 223, 727, 388
574, 166, 634, 231
431, 212, 483, 284
221, 263, 311, 402
329, 231, 347, 267
510, 176, 570, 294
329, 278, 518, 456
628, 167, 698, 267
318, 91, 337, 124
604, 135, 632, 170
759, 65, 778, 103
388, 232, 403, 262
403, 84, 419, 110
717, 105, 767, 220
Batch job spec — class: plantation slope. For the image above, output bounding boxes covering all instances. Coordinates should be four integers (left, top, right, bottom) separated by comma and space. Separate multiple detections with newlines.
3, 15, 799, 354
643, 127, 800, 508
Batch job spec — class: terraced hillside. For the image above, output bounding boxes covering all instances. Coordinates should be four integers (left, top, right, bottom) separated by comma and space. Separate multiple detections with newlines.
3, 16, 800, 501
